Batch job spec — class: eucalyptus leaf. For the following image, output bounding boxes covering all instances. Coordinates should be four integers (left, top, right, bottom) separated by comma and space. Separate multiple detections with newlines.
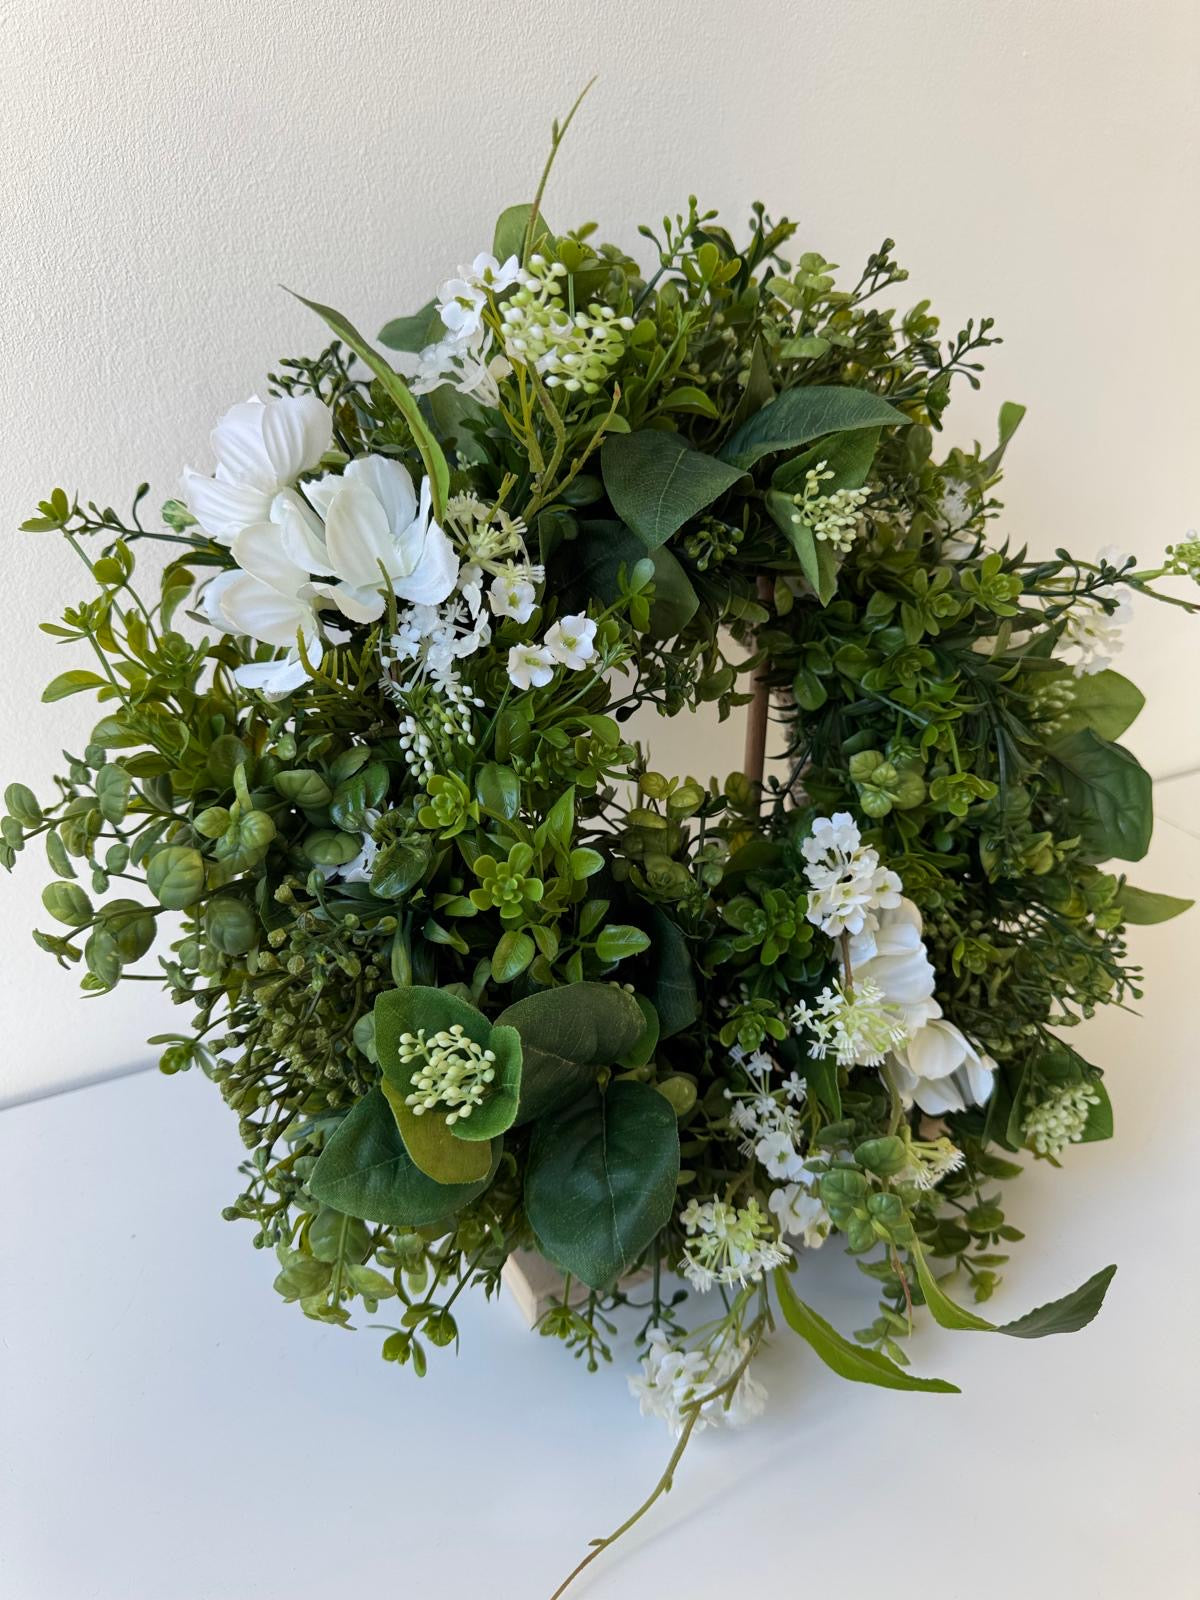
601, 430, 743, 550
308, 1088, 499, 1226
720, 386, 906, 471
525, 1081, 679, 1290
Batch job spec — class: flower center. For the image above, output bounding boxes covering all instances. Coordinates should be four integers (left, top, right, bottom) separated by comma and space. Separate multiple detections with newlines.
400, 1024, 497, 1124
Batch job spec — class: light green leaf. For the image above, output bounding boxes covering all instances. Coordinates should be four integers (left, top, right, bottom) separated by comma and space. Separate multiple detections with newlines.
288, 289, 450, 522
42, 669, 107, 702
525, 1081, 679, 1290
911, 1241, 1116, 1338
378, 299, 439, 352
41, 880, 93, 927
774, 1269, 959, 1393
146, 845, 206, 909
4, 783, 42, 827
1054, 670, 1145, 741
95, 764, 132, 824
491, 930, 535, 983
601, 430, 743, 550
595, 923, 652, 963
1048, 729, 1152, 862
1114, 884, 1193, 924
720, 385, 907, 471
492, 202, 553, 264
308, 1088, 499, 1226
274, 769, 334, 808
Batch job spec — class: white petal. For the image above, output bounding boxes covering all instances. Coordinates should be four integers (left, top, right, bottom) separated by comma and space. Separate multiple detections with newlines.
904, 1019, 967, 1082
210, 399, 275, 490
392, 478, 458, 606
344, 454, 417, 535
311, 581, 385, 624
911, 1076, 967, 1116
303, 472, 343, 523
324, 478, 396, 590
232, 522, 311, 598
234, 650, 316, 698
202, 569, 244, 630
261, 393, 333, 482
218, 572, 315, 648
273, 490, 332, 573
182, 470, 273, 542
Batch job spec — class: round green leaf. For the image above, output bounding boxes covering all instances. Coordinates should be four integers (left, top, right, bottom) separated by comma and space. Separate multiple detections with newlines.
41, 880, 93, 927
204, 896, 257, 956
147, 845, 206, 908
274, 769, 334, 808
103, 898, 156, 962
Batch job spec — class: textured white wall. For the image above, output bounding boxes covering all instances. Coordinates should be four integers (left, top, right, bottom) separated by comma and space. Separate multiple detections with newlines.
1, 0, 1196, 1102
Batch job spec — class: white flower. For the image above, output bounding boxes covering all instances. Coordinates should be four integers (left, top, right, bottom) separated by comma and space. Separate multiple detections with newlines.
802, 811, 902, 939
629, 1330, 767, 1439
891, 1019, 997, 1115
488, 564, 539, 623
182, 393, 332, 542
506, 643, 556, 691
844, 898, 942, 1033
329, 809, 382, 885
768, 1183, 831, 1248
1056, 546, 1136, 676
754, 1129, 807, 1181
301, 455, 459, 620
793, 977, 909, 1068
678, 1197, 791, 1291
544, 613, 597, 670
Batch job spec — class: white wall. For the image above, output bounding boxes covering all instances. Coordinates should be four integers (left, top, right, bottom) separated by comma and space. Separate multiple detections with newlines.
2, 0, 1196, 1102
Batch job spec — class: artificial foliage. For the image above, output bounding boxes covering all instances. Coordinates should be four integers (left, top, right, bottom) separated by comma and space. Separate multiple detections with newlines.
6, 96, 1197, 1592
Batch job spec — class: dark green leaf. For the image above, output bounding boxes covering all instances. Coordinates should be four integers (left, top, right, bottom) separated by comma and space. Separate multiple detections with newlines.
1048, 730, 1152, 862
644, 908, 699, 1037
601, 430, 743, 550
720, 386, 906, 470
308, 1088, 499, 1226
498, 981, 646, 1124
911, 1241, 1116, 1338
525, 1081, 680, 1290
378, 300, 439, 352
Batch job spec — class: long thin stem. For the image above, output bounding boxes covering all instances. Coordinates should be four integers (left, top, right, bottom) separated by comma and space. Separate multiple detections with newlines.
522, 79, 597, 266
548, 1328, 763, 1600
741, 575, 776, 796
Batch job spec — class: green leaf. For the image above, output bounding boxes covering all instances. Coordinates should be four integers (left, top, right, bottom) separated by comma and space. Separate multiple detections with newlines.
146, 846, 206, 909
595, 923, 652, 963
492, 202, 553, 264
288, 289, 450, 522
1114, 884, 1193, 924
95, 764, 132, 824
378, 299, 439, 352
644, 908, 699, 1037
658, 385, 720, 419
492, 930, 535, 983
374, 987, 500, 1181
1047, 729, 1152, 862
911, 1241, 1116, 1338
720, 386, 907, 471
771, 425, 881, 495
525, 1081, 680, 1290
308, 1088, 499, 1226
767, 489, 842, 604
4, 783, 42, 827
1054, 670, 1145, 741
274, 769, 334, 808
1079, 1076, 1114, 1143
83, 927, 121, 987
42, 880, 93, 927
498, 981, 646, 1124
601, 430, 743, 550
103, 898, 156, 961
555, 520, 698, 640
773, 1269, 959, 1393
42, 669, 107, 702
475, 763, 521, 820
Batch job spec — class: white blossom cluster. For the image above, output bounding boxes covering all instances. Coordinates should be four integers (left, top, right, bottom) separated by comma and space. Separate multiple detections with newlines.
1056, 546, 1135, 676
801, 811, 903, 938
629, 1329, 767, 1438
677, 1196, 791, 1292
789, 461, 870, 554
722, 1047, 832, 1250
793, 977, 909, 1068
1022, 1081, 1101, 1157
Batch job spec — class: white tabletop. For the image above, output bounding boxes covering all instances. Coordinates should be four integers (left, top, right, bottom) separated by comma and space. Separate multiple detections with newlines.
3, 793, 1199, 1600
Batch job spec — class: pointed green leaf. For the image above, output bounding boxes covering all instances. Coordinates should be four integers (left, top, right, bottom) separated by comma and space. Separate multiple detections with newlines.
774, 1269, 959, 1393
601, 430, 744, 550
498, 981, 646, 1125
1047, 730, 1152, 862
1114, 884, 1193, 924
911, 1241, 1116, 1338
525, 1080, 679, 1290
288, 289, 450, 521
1054, 669, 1145, 742
720, 385, 906, 470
